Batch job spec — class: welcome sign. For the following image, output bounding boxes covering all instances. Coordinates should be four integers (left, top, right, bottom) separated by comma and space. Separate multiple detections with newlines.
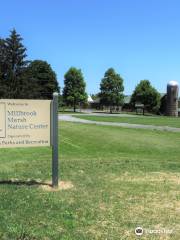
0, 99, 51, 148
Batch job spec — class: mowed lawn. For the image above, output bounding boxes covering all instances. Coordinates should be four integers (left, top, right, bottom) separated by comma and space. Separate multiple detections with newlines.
74, 115, 180, 128
0, 122, 179, 239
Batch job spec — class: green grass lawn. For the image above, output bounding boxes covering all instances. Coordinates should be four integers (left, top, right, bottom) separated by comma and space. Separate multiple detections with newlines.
74, 115, 180, 128
0, 122, 179, 239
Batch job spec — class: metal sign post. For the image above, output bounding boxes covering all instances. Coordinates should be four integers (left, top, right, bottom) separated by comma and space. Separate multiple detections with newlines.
52, 92, 59, 188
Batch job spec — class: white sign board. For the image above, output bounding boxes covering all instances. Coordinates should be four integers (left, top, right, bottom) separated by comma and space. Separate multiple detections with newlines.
0, 99, 51, 148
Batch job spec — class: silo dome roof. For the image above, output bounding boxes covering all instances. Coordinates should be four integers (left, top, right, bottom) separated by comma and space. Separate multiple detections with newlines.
167, 80, 179, 86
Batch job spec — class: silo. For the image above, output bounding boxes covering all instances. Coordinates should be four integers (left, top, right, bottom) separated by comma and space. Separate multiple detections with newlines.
166, 81, 179, 117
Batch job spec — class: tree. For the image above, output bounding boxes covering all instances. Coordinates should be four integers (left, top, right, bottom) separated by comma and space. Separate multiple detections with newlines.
63, 67, 87, 112
23, 60, 60, 99
99, 68, 124, 113
0, 29, 60, 100
130, 80, 161, 113
0, 38, 8, 98
91, 93, 99, 100
4, 29, 28, 98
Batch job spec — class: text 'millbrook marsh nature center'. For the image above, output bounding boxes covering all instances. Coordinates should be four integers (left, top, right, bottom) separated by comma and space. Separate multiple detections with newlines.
0, 99, 51, 148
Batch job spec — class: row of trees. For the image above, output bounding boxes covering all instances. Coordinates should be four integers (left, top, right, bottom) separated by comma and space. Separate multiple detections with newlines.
0, 29, 59, 99
62, 67, 161, 113
0, 30, 161, 113
62, 67, 124, 113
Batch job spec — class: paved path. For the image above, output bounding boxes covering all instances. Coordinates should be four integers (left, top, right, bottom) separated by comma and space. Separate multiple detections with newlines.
59, 114, 180, 133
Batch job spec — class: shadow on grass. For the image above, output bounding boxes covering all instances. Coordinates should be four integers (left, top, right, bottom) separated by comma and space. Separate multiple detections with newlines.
0, 179, 52, 187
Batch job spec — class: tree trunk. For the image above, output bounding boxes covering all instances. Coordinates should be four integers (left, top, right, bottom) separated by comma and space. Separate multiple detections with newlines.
110, 106, 112, 114
73, 98, 76, 112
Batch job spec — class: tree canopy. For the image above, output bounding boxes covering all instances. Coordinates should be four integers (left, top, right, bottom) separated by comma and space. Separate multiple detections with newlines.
0, 29, 28, 98
63, 67, 87, 112
24, 60, 60, 99
0, 29, 59, 99
130, 80, 161, 112
99, 68, 124, 113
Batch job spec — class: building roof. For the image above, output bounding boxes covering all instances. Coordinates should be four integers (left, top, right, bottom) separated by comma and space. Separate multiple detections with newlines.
87, 95, 94, 103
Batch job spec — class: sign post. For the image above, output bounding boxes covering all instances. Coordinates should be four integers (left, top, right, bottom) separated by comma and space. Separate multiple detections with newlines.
52, 92, 59, 188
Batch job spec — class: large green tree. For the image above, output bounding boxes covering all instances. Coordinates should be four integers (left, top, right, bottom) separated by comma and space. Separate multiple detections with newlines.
130, 80, 161, 112
0, 30, 60, 100
23, 60, 60, 99
99, 68, 124, 113
4, 29, 28, 98
63, 67, 87, 112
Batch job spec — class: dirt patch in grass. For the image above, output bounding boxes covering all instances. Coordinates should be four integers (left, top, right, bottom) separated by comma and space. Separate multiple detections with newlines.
99, 202, 106, 211
40, 180, 74, 192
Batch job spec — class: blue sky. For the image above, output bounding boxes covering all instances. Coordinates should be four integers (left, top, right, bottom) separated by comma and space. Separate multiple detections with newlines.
1, 0, 180, 95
